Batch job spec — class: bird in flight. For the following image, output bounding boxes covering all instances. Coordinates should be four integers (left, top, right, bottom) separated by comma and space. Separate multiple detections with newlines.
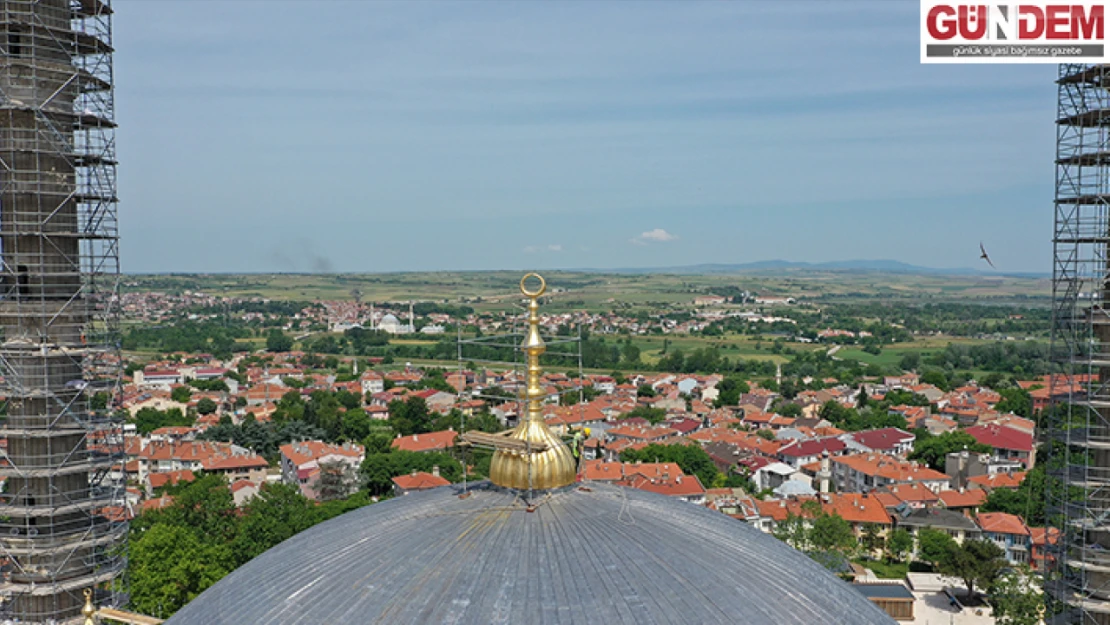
980, 242, 995, 269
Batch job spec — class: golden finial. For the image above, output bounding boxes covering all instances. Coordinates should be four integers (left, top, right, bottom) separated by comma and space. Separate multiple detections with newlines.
488, 274, 577, 490
82, 588, 97, 625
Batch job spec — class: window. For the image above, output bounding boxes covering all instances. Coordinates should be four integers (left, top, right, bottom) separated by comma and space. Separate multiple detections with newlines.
8, 32, 21, 57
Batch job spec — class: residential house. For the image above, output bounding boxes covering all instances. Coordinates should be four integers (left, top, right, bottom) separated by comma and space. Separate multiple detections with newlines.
280, 440, 366, 499
832, 454, 950, 494
965, 424, 1036, 469
391, 429, 458, 453
843, 428, 915, 457
392, 468, 451, 496
976, 512, 1031, 565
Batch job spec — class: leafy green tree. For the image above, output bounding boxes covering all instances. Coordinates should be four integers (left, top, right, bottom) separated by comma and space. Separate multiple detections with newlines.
860, 523, 884, 555
917, 527, 958, 568
776, 402, 803, 418
133, 407, 193, 435
362, 432, 394, 455
995, 388, 1033, 418
619, 443, 720, 488
360, 450, 462, 496
909, 430, 991, 471
774, 513, 810, 551
265, 329, 294, 353
991, 566, 1043, 625
619, 406, 667, 425
195, 398, 217, 416
342, 408, 372, 441
129, 523, 234, 617
229, 483, 317, 565
887, 528, 913, 563
940, 539, 1006, 599
387, 396, 434, 436
171, 385, 192, 404
810, 513, 855, 553
756, 429, 776, 441
316, 460, 356, 502
637, 384, 656, 398
982, 465, 1045, 526
89, 391, 110, 411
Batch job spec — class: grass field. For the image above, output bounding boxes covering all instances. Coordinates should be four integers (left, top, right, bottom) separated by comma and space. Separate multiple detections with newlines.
852, 559, 909, 580
833, 337, 1000, 367
125, 269, 1052, 310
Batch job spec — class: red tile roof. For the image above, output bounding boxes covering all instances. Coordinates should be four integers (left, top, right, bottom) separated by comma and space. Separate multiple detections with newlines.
966, 424, 1034, 453
392, 471, 450, 491
976, 511, 1030, 536
391, 429, 457, 453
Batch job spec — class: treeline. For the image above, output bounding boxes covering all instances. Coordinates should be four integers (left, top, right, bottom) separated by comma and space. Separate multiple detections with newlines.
907, 341, 1059, 378
129, 475, 372, 618
123, 321, 253, 357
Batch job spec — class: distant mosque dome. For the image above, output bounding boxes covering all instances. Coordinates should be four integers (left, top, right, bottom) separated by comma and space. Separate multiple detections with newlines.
378, 313, 403, 333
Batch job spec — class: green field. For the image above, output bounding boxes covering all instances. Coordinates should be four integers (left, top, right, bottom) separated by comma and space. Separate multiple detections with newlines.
833, 337, 996, 367
125, 270, 1052, 313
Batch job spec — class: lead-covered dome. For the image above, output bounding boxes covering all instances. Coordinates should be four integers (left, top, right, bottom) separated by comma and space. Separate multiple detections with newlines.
165, 482, 894, 625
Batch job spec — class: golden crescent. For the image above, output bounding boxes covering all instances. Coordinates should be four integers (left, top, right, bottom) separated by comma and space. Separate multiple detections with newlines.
520, 273, 546, 298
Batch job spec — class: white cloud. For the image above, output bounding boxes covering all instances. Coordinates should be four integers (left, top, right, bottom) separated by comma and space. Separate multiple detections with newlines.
632, 228, 677, 245
523, 243, 563, 253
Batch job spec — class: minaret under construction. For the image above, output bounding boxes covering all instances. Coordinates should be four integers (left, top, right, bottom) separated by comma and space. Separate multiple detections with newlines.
0, 0, 124, 622
1050, 63, 1110, 625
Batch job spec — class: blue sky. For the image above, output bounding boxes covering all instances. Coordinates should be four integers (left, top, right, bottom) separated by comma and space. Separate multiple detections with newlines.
114, 1, 1052, 274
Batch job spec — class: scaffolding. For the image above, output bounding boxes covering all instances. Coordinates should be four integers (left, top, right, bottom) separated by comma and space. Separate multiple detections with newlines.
1048, 63, 1110, 625
0, 0, 123, 623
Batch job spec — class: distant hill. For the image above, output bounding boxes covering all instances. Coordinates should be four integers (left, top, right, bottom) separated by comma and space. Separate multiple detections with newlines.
579, 260, 1048, 278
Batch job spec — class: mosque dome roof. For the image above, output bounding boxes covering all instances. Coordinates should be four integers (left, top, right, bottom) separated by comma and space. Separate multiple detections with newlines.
164, 482, 894, 625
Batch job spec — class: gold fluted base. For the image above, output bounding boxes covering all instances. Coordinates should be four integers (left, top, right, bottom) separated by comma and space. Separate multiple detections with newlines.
489, 419, 577, 491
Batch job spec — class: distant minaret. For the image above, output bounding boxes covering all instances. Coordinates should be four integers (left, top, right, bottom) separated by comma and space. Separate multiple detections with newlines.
409, 302, 415, 333
370, 304, 375, 330
818, 451, 832, 494
353, 359, 358, 376
776, 363, 782, 388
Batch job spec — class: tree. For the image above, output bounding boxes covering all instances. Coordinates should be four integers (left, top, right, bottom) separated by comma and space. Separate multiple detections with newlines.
619, 443, 720, 488
620, 406, 667, 425
909, 430, 991, 471
229, 483, 318, 566
171, 385, 192, 404
129, 523, 234, 617
387, 396, 433, 436
756, 429, 776, 441
133, 407, 193, 435
940, 539, 1006, 600
860, 523, 884, 555
887, 528, 913, 563
774, 513, 810, 550
636, 384, 656, 398
776, 402, 803, 418
342, 408, 372, 441
360, 450, 462, 496
983, 465, 1046, 526
196, 398, 217, 416
316, 460, 356, 502
991, 566, 1043, 625
266, 329, 293, 353
917, 527, 957, 568
810, 513, 855, 554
